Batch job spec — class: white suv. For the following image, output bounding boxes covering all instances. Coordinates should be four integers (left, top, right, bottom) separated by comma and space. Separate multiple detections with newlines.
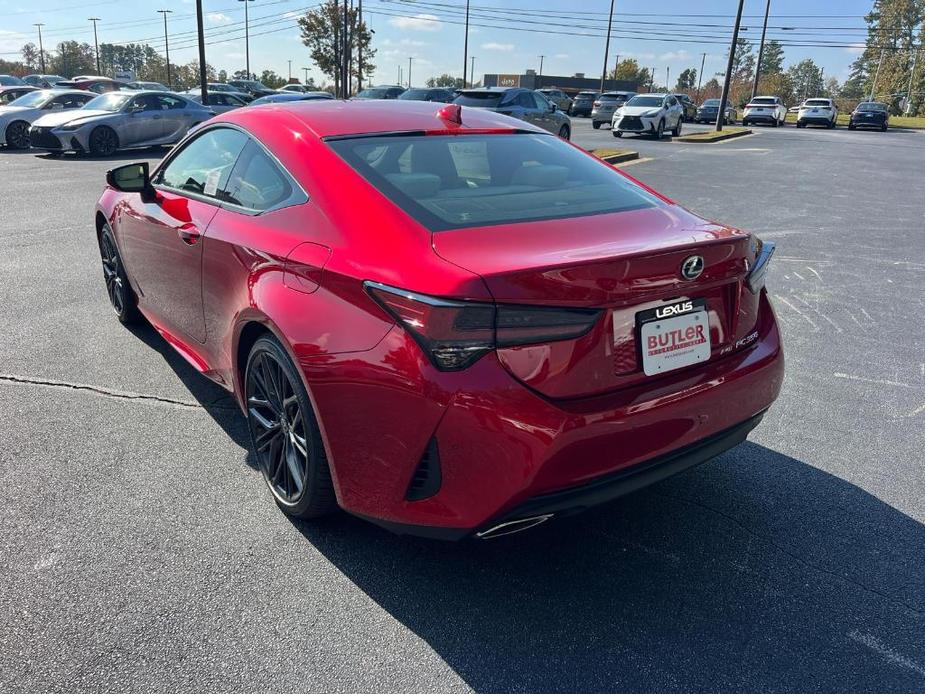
796, 98, 838, 128
612, 93, 684, 139
742, 95, 787, 127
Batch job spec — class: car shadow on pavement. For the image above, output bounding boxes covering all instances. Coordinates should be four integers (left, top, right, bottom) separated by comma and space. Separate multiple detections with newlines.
293, 442, 925, 693
125, 321, 256, 468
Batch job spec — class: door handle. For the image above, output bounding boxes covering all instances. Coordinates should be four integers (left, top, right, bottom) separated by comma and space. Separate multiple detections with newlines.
176, 223, 202, 245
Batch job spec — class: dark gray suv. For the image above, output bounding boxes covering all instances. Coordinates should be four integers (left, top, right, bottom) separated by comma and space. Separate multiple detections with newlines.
453, 87, 571, 139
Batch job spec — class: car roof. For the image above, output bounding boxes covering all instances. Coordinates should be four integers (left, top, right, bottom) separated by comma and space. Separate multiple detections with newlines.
213, 99, 546, 139
635, 93, 668, 98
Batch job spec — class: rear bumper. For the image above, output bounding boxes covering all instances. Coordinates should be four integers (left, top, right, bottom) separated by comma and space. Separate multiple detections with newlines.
798, 115, 834, 125
306, 292, 784, 539
743, 112, 777, 122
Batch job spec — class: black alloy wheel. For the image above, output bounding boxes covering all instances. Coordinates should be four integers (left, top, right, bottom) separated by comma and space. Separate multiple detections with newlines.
89, 126, 119, 156
5, 121, 30, 149
98, 226, 140, 324
245, 336, 336, 518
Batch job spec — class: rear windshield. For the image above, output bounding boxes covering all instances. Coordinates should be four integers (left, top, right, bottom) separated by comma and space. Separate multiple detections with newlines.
857, 102, 887, 112
327, 133, 661, 231
599, 93, 628, 101
804, 99, 831, 106
454, 91, 506, 107
702, 99, 720, 106
750, 97, 776, 105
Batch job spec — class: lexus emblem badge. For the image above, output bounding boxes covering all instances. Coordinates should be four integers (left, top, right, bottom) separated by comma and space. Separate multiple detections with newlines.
681, 255, 704, 280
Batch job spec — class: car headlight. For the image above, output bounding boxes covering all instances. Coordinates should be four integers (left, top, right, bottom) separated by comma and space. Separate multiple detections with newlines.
58, 121, 91, 131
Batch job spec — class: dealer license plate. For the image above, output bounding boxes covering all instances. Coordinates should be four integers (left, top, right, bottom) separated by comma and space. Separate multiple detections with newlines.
636, 299, 711, 376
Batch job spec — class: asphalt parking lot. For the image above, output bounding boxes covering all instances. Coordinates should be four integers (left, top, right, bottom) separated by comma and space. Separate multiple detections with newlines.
1, 122, 924, 693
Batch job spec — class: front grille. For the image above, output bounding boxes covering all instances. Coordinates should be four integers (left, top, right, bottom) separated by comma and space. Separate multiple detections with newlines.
29, 127, 63, 150
619, 116, 644, 130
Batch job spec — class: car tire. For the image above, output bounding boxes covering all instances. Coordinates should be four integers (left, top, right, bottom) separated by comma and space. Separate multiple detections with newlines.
89, 126, 119, 157
829, 119, 836, 129
848, 122, 856, 130
796, 121, 805, 128
4, 120, 31, 149
671, 117, 682, 137
244, 335, 337, 519
98, 224, 142, 325
592, 121, 601, 129
612, 130, 622, 138
654, 119, 664, 139
882, 123, 888, 132
558, 124, 570, 140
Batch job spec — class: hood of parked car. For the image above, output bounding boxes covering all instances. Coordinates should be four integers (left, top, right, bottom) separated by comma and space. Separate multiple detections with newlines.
618, 104, 664, 116
32, 109, 114, 128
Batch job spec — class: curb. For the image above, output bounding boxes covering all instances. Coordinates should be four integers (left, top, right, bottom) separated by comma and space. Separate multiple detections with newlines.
675, 129, 753, 143
592, 150, 640, 164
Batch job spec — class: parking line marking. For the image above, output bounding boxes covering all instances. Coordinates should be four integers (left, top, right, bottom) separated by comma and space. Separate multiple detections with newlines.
907, 402, 925, 417
847, 631, 925, 678
833, 372, 913, 388
774, 295, 819, 330
612, 157, 654, 168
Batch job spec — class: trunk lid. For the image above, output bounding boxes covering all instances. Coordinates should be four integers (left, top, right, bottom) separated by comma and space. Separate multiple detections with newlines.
432, 205, 760, 399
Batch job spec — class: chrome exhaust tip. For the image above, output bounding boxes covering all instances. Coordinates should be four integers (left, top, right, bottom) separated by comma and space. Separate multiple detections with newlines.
475, 514, 554, 540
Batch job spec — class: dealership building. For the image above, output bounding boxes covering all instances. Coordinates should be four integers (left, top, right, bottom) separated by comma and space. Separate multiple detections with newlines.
482, 70, 639, 95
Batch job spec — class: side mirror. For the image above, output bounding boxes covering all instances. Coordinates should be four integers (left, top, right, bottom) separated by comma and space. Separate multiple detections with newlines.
106, 162, 156, 203
549, 102, 557, 112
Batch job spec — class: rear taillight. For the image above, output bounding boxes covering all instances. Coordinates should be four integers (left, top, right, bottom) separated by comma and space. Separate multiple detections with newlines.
746, 237, 776, 293
366, 282, 601, 371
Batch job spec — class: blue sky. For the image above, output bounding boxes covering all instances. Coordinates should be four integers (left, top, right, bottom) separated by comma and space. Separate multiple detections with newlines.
1, 0, 874, 85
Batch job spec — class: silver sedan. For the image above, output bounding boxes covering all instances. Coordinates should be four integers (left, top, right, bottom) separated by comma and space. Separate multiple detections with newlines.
28, 91, 213, 156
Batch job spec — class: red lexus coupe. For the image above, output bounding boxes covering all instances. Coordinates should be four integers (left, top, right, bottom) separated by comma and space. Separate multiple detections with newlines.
95, 100, 783, 539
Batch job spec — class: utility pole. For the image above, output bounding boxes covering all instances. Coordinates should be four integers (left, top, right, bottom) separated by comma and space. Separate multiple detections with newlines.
398, 65, 402, 88
649, 67, 655, 91
196, 0, 208, 103
666, 66, 670, 91
302, 67, 309, 84
600, 0, 615, 93
538, 55, 545, 88
870, 49, 885, 102
716, 0, 745, 132
611, 53, 620, 84
751, 0, 771, 100
88, 18, 101, 75
238, 0, 254, 79
697, 52, 706, 102
343, 0, 349, 94
34, 24, 45, 73
288, 60, 292, 82
357, 0, 363, 91
470, 56, 476, 88
408, 56, 412, 88
157, 10, 172, 88
906, 47, 919, 114
462, 0, 470, 90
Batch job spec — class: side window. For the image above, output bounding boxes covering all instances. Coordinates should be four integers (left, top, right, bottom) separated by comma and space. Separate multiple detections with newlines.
50, 94, 90, 109
517, 92, 536, 109
156, 127, 248, 201
224, 141, 297, 212
667, 96, 677, 107
157, 95, 185, 110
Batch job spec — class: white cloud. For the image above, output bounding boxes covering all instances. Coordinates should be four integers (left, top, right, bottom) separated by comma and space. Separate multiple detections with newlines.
388, 13, 441, 31
207, 12, 233, 25
845, 43, 865, 55
481, 42, 514, 52
554, 53, 569, 60
658, 50, 692, 62
382, 38, 428, 47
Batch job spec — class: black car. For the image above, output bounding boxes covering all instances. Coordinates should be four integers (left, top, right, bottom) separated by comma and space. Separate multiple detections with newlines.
355, 85, 406, 100
398, 87, 455, 103
227, 80, 277, 99
671, 93, 698, 122
571, 91, 600, 117
849, 102, 889, 131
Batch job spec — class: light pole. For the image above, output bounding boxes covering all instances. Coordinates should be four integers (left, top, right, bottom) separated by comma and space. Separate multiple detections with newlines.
408, 56, 412, 88
157, 10, 172, 88
470, 56, 476, 88
88, 18, 101, 75
238, 0, 254, 79
196, 0, 208, 103
697, 52, 706, 102
462, 0, 470, 90
357, 0, 363, 91
751, 0, 771, 100
611, 53, 620, 83
600, 0, 615, 93
666, 66, 670, 90
538, 54, 545, 88
34, 23, 45, 73
302, 67, 309, 84
716, 0, 745, 132
288, 59, 292, 82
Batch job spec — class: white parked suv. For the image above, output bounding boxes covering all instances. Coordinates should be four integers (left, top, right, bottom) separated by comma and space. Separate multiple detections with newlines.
796, 98, 838, 128
742, 95, 788, 127
612, 93, 684, 139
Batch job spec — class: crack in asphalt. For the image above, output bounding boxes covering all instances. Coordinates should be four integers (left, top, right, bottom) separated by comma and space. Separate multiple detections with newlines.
652, 491, 923, 616
0, 373, 237, 411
